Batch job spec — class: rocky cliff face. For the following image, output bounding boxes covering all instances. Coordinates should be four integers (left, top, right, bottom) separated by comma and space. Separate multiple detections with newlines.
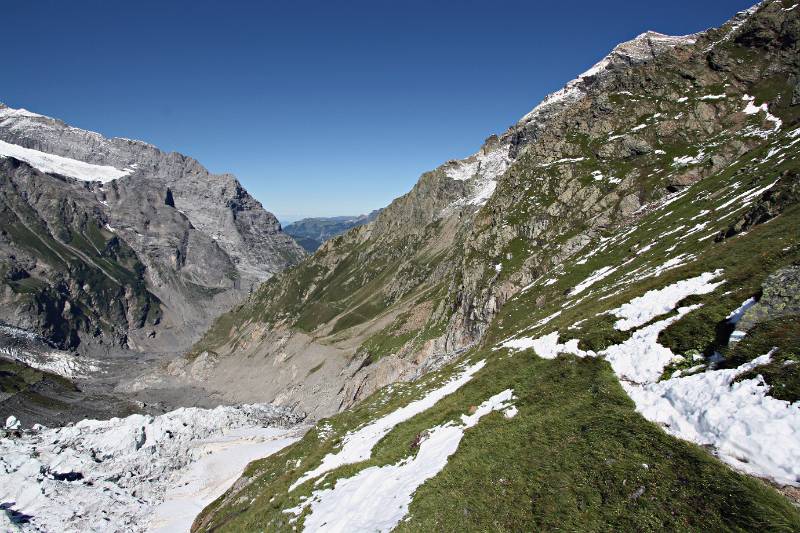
177, 0, 800, 420
0, 107, 306, 357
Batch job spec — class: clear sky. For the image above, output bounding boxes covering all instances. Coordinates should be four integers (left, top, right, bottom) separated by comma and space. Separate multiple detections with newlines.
1, 0, 755, 221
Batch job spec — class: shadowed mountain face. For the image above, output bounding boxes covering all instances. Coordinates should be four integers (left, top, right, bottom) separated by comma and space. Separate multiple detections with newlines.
0, 105, 306, 358
284, 210, 381, 252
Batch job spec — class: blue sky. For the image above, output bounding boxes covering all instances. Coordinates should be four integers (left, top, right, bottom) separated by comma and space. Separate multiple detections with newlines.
2, 0, 754, 221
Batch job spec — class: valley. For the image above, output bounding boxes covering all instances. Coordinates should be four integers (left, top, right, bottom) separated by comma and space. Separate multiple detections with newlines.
2, 1, 800, 531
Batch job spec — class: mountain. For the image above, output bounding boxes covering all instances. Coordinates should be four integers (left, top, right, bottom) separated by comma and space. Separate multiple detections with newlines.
176, 26, 718, 418
185, 1, 800, 530
284, 210, 381, 252
0, 105, 306, 422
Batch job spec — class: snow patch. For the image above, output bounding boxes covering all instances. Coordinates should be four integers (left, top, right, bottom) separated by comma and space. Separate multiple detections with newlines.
0, 139, 132, 183
287, 390, 515, 532
741, 95, 782, 133
289, 360, 486, 491
726, 297, 756, 324
570, 265, 618, 295
444, 145, 510, 208
672, 150, 705, 167
502, 269, 800, 486
149, 427, 300, 533
625, 351, 800, 486
610, 271, 724, 331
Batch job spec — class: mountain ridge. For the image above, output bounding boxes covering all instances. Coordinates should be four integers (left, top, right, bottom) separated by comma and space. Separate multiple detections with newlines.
0, 102, 306, 422
176, 6, 735, 418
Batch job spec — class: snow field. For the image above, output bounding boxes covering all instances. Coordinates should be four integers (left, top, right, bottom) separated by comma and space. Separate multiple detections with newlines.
0, 139, 133, 183
499, 272, 800, 486
0, 404, 301, 532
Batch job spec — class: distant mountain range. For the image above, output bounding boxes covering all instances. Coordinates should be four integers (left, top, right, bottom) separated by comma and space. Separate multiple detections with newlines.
284, 210, 381, 252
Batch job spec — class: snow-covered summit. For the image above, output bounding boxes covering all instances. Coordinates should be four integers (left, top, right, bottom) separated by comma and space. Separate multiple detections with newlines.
519, 30, 697, 127
437, 29, 695, 213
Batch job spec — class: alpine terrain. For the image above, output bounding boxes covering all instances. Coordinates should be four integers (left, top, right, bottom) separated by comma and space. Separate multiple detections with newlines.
0, 103, 306, 424
2, 1, 800, 532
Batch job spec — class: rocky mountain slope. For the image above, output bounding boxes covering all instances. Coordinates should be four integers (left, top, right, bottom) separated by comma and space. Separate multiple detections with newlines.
0, 105, 306, 423
178, 1, 797, 419
0, 105, 305, 355
186, 1, 800, 530
284, 210, 381, 252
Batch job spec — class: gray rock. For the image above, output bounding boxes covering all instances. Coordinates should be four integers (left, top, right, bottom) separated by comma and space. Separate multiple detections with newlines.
0, 106, 306, 357
738, 266, 800, 332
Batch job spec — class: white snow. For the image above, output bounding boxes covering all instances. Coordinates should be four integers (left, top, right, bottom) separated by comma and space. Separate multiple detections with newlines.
286, 389, 515, 532
602, 305, 700, 384
0, 345, 102, 380
591, 170, 621, 184
148, 427, 300, 533
0, 139, 133, 183
502, 269, 800, 486
444, 145, 510, 208
609, 271, 724, 331
570, 265, 618, 295
5, 415, 21, 430
0, 107, 45, 120
726, 296, 757, 345
519, 32, 694, 127
741, 95, 783, 133
625, 350, 800, 486
0, 404, 301, 532
717, 178, 779, 211
289, 359, 486, 491
726, 297, 756, 324
467, 179, 498, 206
540, 157, 586, 167
700, 94, 727, 100
501, 331, 589, 360
501, 303, 697, 386
672, 150, 705, 167
704, 5, 759, 52
533, 310, 562, 329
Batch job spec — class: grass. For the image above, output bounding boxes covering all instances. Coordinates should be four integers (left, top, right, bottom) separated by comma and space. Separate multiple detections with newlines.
724, 317, 800, 403
0, 359, 77, 397
194, 345, 800, 532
